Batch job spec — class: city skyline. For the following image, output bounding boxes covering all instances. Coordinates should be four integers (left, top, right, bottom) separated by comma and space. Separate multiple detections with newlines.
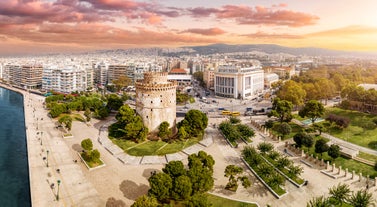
1, 0, 377, 55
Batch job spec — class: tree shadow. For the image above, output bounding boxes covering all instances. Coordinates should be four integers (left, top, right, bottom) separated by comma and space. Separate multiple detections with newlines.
368, 141, 377, 150
142, 168, 161, 178
72, 144, 82, 152
119, 180, 149, 200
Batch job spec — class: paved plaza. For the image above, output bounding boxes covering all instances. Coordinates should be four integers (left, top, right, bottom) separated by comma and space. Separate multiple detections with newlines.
14, 85, 376, 207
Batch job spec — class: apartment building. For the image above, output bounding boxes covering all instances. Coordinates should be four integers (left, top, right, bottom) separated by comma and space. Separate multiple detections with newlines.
42, 65, 90, 93
214, 65, 264, 99
203, 68, 215, 90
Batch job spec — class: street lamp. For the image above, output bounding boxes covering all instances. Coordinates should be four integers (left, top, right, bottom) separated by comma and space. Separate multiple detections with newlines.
46, 150, 49, 167
56, 180, 61, 201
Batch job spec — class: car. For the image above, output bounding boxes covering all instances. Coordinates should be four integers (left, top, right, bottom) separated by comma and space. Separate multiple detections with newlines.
244, 111, 253, 116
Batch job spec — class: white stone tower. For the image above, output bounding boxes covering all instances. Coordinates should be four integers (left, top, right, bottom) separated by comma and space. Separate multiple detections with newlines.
135, 72, 177, 133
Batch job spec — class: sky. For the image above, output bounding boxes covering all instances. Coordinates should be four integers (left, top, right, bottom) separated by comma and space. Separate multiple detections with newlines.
1, 0, 377, 55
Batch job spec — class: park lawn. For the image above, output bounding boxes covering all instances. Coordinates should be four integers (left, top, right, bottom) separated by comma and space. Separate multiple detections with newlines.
111, 137, 200, 156
109, 137, 138, 150
207, 194, 258, 207
325, 108, 377, 150
126, 141, 166, 156
156, 138, 200, 155
333, 156, 377, 179
357, 152, 377, 162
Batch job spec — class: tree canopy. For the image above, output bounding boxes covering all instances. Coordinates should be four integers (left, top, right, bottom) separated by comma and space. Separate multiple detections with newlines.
269, 98, 293, 123
299, 100, 325, 124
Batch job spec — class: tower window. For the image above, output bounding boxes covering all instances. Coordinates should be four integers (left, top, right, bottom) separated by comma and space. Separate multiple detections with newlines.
151, 101, 153, 103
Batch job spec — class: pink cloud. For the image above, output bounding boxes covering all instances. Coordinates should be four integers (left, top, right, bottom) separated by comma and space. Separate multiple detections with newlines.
182, 28, 226, 36
188, 4, 319, 27
0, 23, 220, 46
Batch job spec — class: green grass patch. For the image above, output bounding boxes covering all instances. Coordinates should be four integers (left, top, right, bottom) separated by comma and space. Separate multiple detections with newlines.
357, 152, 377, 162
334, 156, 377, 178
207, 194, 258, 207
110, 137, 201, 156
325, 108, 377, 150
156, 138, 200, 155
110, 137, 138, 149
126, 141, 166, 156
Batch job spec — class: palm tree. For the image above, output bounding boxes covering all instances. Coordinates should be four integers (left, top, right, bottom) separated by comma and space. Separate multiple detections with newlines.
306, 196, 330, 207
328, 183, 350, 206
276, 156, 292, 170
347, 190, 373, 207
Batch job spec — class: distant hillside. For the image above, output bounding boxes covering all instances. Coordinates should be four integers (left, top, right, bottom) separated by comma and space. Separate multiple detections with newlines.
182, 43, 376, 57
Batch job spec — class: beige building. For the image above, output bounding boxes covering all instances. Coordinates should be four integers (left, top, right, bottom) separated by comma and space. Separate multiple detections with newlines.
135, 72, 177, 133
6, 65, 43, 89
203, 68, 215, 90
107, 65, 129, 84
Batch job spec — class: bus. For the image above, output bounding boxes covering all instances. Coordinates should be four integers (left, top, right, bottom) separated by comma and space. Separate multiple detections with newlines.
221, 110, 231, 115
231, 111, 240, 116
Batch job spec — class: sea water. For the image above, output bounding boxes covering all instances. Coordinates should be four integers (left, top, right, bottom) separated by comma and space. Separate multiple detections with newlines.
0, 87, 31, 206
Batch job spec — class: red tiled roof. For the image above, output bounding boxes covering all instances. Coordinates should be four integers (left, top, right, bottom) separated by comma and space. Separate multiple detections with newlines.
169, 68, 187, 74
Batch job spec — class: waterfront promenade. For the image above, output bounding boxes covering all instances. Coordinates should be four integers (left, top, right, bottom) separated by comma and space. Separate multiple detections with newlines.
1, 84, 104, 207
3, 83, 375, 207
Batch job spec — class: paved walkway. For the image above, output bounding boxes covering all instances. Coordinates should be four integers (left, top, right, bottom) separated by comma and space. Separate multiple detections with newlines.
6, 84, 105, 207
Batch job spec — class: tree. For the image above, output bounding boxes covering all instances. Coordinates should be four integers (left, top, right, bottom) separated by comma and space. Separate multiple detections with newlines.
299, 100, 325, 124
236, 124, 254, 140
229, 116, 241, 124
287, 165, 303, 179
276, 156, 292, 170
91, 149, 100, 162
347, 190, 373, 207
306, 196, 331, 207
148, 172, 173, 202
181, 109, 208, 136
116, 105, 135, 125
106, 94, 124, 111
158, 121, 171, 139
257, 142, 274, 154
131, 195, 158, 207
224, 165, 243, 191
293, 132, 313, 148
374, 161, 377, 171
177, 126, 189, 139
81, 138, 93, 151
187, 151, 215, 194
327, 144, 340, 160
186, 193, 211, 207
276, 122, 292, 138
315, 138, 329, 157
268, 98, 293, 123
58, 115, 73, 131
84, 108, 91, 122
172, 175, 192, 200
329, 183, 351, 206
264, 120, 274, 129
112, 75, 132, 92
277, 80, 306, 107
162, 161, 186, 178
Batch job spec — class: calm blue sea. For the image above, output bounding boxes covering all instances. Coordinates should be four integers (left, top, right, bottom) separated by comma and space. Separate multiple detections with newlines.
0, 87, 31, 207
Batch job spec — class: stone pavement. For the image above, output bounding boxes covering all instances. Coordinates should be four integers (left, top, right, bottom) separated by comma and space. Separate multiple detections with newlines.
17, 87, 105, 207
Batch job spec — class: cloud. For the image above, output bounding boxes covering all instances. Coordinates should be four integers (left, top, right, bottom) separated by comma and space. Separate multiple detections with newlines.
187, 4, 319, 27
181, 28, 226, 36
242, 31, 302, 39
0, 23, 220, 46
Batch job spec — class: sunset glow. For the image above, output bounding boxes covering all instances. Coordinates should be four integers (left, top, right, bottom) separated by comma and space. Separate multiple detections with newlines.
1, 0, 377, 55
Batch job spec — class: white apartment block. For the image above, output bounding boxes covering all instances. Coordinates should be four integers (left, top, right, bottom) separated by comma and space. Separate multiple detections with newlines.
42, 65, 91, 93
214, 65, 264, 99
